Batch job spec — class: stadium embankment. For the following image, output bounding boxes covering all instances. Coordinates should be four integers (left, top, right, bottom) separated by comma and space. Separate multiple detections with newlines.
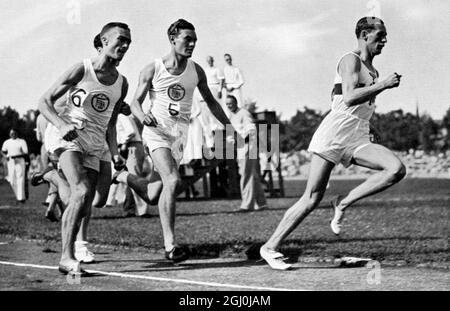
279, 150, 450, 180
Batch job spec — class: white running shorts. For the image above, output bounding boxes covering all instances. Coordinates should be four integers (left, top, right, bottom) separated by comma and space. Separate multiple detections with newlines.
308, 110, 373, 168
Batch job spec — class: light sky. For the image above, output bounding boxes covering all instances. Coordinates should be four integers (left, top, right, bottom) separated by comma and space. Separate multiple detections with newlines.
1, 0, 449, 120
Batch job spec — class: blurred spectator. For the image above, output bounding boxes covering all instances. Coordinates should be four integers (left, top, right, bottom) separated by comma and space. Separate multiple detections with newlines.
107, 114, 152, 217
223, 53, 244, 109
227, 95, 267, 211
1, 129, 28, 203
202, 55, 225, 147
182, 90, 204, 164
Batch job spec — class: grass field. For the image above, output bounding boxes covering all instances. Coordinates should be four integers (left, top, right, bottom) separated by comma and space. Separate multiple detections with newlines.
0, 178, 449, 267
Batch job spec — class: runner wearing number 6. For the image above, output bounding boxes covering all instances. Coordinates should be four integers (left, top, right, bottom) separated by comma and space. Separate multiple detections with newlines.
37, 22, 131, 275
114, 19, 235, 263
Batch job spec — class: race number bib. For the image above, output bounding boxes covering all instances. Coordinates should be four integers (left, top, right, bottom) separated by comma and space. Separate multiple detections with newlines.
70, 88, 87, 107
168, 102, 180, 116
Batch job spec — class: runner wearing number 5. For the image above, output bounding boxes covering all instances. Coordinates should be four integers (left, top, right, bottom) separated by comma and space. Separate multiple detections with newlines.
123, 19, 234, 263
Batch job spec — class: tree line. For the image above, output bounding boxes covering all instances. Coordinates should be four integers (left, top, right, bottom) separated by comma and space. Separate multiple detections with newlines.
1, 105, 449, 156
277, 107, 450, 153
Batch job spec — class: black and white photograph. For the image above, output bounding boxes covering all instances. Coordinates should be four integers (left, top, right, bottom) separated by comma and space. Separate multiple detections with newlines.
0, 0, 448, 296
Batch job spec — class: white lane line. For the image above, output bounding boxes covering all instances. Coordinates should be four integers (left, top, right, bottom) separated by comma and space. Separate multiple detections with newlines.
0, 260, 303, 291
0, 261, 59, 270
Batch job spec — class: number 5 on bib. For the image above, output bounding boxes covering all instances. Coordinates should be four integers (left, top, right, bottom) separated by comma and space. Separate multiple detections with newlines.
168, 103, 180, 116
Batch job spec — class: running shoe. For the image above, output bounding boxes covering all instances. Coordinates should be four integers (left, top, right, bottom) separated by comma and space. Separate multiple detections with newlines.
259, 247, 292, 270
165, 246, 190, 263
75, 242, 95, 263
330, 196, 345, 235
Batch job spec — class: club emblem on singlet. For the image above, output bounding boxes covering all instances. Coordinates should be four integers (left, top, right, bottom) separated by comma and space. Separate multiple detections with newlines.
167, 83, 186, 102
91, 93, 110, 112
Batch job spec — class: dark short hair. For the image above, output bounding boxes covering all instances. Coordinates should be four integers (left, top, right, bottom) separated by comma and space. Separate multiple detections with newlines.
93, 33, 102, 49
167, 19, 195, 39
355, 17, 384, 38
224, 53, 232, 58
100, 22, 130, 37
226, 95, 237, 104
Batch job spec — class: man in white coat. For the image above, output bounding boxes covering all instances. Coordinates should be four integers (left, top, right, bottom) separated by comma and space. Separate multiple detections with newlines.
223, 53, 244, 109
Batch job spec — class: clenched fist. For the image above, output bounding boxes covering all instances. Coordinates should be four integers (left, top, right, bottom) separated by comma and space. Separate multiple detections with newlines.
112, 154, 127, 171
381, 72, 402, 89
59, 123, 79, 141
142, 112, 158, 127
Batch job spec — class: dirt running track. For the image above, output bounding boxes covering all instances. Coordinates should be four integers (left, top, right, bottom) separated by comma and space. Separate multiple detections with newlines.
0, 238, 448, 291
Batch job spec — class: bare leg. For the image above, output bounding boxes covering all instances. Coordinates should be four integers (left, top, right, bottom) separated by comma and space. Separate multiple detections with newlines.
92, 160, 111, 208
74, 169, 97, 263
114, 170, 162, 205
147, 168, 163, 203
263, 155, 334, 250
43, 170, 70, 206
330, 144, 406, 235
58, 151, 97, 270
106, 183, 118, 206
45, 183, 61, 222
43, 165, 99, 243
150, 148, 181, 252
77, 160, 111, 243
77, 206, 92, 243
127, 142, 154, 216
337, 144, 406, 210
76, 161, 107, 262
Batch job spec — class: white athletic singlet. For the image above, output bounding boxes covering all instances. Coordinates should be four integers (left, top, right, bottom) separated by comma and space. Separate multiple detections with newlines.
65, 59, 123, 146
308, 52, 379, 167
142, 58, 199, 165
149, 58, 198, 120
331, 52, 379, 120
46, 59, 123, 159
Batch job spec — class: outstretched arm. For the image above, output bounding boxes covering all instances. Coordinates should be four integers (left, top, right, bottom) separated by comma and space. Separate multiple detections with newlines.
195, 63, 231, 127
38, 62, 85, 141
340, 54, 401, 107
130, 62, 158, 127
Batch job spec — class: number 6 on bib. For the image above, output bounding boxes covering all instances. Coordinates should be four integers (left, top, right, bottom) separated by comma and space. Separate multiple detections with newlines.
168, 102, 180, 116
